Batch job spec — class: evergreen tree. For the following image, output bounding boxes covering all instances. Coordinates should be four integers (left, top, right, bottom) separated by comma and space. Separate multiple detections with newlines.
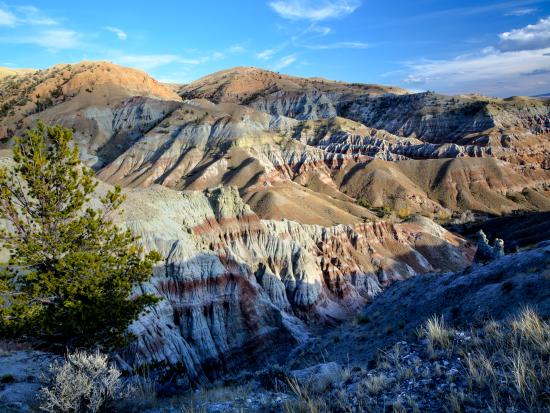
0, 122, 160, 349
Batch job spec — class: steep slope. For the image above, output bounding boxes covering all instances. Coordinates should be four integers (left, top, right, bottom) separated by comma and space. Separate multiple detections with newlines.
110, 184, 473, 382
337, 157, 550, 215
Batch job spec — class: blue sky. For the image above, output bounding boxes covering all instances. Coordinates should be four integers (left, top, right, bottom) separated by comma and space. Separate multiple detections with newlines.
1, 0, 550, 96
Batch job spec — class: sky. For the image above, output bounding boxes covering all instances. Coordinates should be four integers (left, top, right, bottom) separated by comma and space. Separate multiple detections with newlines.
0, 0, 550, 97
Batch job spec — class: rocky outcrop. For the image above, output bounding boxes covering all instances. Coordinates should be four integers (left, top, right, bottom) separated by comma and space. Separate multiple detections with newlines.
474, 230, 505, 261
110, 185, 473, 383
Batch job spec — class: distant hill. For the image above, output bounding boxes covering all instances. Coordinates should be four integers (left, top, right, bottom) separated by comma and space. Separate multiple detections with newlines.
1, 60, 549, 221
179, 66, 409, 104
0, 67, 36, 79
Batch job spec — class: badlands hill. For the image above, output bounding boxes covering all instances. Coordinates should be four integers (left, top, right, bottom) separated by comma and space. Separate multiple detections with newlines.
1, 61, 550, 405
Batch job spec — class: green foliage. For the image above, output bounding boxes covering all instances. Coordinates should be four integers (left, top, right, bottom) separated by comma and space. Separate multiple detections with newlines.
356, 197, 392, 217
0, 122, 160, 349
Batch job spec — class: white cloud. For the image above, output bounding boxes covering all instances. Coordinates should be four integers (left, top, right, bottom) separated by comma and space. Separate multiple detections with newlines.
403, 47, 550, 96
37, 29, 81, 49
399, 15, 550, 96
306, 24, 332, 35
227, 44, 246, 53
269, 0, 360, 21
505, 8, 538, 16
211, 51, 225, 60
17, 6, 57, 25
2, 29, 82, 49
256, 48, 277, 60
113, 54, 201, 70
0, 5, 58, 26
499, 16, 550, 51
104, 26, 127, 40
0, 8, 18, 26
303, 41, 368, 49
272, 54, 298, 70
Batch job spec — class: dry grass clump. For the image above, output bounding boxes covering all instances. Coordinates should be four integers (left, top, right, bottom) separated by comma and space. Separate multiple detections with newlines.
418, 315, 455, 355
459, 307, 550, 412
282, 378, 327, 413
364, 373, 388, 395
510, 307, 550, 353
444, 389, 467, 413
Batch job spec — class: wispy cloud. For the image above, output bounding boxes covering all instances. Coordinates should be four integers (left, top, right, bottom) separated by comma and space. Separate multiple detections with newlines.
104, 26, 127, 40
227, 44, 246, 53
272, 54, 298, 70
306, 24, 332, 35
0, 5, 78, 50
521, 67, 550, 75
303, 41, 368, 49
498, 16, 550, 51
403, 47, 550, 95
17, 6, 57, 25
269, 0, 361, 21
505, 8, 538, 16
1, 29, 82, 50
404, 48, 550, 83
0, 8, 16, 26
256, 48, 277, 60
36, 29, 81, 49
112, 54, 201, 70
417, 0, 545, 20
368, 0, 546, 29
0, 5, 58, 26
398, 14, 550, 96
200, 44, 246, 62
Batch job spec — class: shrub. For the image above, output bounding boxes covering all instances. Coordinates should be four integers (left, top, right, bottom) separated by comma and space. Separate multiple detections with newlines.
397, 207, 411, 220
50, 85, 63, 99
437, 209, 452, 222
0, 374, 15, 383
40, 350, 124, 413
